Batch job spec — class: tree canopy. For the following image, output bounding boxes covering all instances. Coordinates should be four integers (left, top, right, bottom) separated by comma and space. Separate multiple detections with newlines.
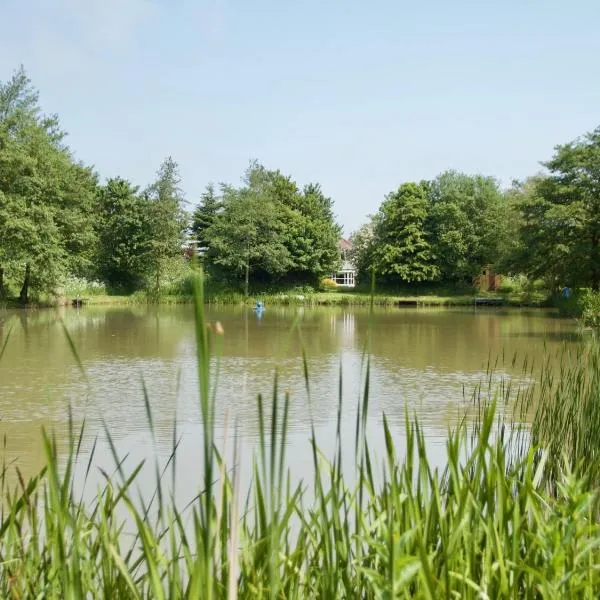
0, 67, 97, 302
370, 182, 439, 282
202, 161, 341, 294
2, 66, 600, 301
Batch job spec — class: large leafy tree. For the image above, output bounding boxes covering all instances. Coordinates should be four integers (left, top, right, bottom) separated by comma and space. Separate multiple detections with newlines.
523, 127, 600, 289
205, 161, 340, 292
0, 67, 97, 302
144, 156, 188, 293
349, 218, 377, 283
206, 171, 291, 295
270, 174, 340, 283
371, 182, 439, 283
96, 177, 151, 292
427, 171, 505, 282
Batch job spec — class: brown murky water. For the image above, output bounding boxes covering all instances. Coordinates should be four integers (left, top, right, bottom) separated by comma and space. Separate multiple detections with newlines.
0, 304, 583, 499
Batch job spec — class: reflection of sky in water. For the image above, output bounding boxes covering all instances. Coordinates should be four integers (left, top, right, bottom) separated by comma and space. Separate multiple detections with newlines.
0, 305, 580, 497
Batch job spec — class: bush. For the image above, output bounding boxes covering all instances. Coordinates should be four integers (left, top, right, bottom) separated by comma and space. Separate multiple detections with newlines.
61, 276, 107, 297
320, 277, 338, 291
581, 289, 600, 327
497, 274, 528, 294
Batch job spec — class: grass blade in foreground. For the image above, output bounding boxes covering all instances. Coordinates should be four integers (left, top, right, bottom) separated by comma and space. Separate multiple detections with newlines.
0, 273, 599, 597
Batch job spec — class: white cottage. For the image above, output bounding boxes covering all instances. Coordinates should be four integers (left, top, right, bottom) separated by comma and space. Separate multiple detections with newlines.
331, 238, 356, 287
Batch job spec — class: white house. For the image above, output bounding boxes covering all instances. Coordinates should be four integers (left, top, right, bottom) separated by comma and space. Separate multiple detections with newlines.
331, 238, 356, 287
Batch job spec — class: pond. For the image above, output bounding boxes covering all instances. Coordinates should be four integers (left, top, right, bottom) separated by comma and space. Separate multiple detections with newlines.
0, 304, 583, 500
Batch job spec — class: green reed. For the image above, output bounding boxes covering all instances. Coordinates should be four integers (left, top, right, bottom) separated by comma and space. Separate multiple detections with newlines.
1, 273, 600, 598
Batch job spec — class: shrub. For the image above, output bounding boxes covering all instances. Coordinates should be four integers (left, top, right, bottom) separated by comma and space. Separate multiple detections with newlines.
61, 276, 107, 297
497, 274, 528, 294
320, 277, 338, 291
581, 289, 600, 327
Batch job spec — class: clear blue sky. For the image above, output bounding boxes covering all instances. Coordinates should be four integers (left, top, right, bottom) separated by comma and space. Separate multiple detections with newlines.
1, 0, 599, 234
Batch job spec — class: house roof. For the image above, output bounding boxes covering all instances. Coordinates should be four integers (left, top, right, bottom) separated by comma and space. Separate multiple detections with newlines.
339, 238, 352, 250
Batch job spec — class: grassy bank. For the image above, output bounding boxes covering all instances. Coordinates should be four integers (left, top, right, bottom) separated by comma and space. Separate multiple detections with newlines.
23, 287, 548, 308
0, 276, 599, 597
1, 273, 552, 309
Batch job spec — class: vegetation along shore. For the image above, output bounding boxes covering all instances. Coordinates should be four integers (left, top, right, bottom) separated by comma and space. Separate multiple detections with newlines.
0, 278, 600, 597
1, 67, 600, 325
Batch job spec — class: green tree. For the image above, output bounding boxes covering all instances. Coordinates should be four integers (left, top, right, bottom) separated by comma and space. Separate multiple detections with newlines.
144, 157, 188, 293
0, 67, 97, 303
494, 179, 528, 275
349, 218, 377, 283
270, 176, 341, 283
427, 171, 505, 282
528, 127, 600, 289
206, 163, 291, 295
191, 183, 222, 251
96, 178, 150, 292
371, 182, 439, 283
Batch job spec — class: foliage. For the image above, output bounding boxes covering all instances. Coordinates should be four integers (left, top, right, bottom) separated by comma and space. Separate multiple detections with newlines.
371, 182, 439, 282
527, 343, 600, 480
3, 282, 600, 597
511, 128, 600, 290
427, 171, 505, 282
496, 273, 529, 294
580, 289, 600, 327
280, 180, 341, 281
61, 276, 107, 297
206, 166, 292, 295
0, 67, 98, 302
191, 183, 222, 250
506, 175, 583, 290
348, 219, 377, 283
143, 156, 188, 293
96, 177, 151, 292
205, 162, 340, 294
320, 277, 338, 291
2, 66, 599, 305
351, 173, 506, 286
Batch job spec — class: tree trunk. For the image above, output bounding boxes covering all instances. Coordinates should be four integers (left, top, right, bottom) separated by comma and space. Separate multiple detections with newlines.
0, 266, 4, 298
19, 264, 31, 305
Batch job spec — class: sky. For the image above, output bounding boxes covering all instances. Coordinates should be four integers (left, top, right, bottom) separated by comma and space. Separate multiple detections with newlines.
1, 0, 599, 235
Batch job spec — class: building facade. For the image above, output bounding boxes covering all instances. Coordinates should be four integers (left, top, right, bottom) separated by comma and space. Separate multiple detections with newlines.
331, 238, 356, 287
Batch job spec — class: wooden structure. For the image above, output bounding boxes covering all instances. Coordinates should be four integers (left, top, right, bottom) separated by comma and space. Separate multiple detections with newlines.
474, 265, 502, 292
331, 238, 356, 287
473, 297, 504, 307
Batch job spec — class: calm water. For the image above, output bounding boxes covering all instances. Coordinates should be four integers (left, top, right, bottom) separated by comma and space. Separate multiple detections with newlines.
0, 304, 583, 499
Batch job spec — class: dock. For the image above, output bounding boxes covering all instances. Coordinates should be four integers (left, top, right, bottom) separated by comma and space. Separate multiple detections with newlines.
473, 297, 504, 307
396, 299, 418, 307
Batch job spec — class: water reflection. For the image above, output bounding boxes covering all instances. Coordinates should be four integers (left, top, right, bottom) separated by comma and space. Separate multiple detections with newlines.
0, 304, 585, 490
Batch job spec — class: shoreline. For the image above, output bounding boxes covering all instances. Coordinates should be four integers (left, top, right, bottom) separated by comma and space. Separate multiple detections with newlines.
1, 289, 552, 310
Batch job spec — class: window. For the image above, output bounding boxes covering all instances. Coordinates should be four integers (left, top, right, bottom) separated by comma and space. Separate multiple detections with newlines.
331, 271, 355, 286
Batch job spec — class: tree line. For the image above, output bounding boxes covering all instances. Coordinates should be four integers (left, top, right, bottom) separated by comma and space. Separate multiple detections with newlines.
2, 66, 599, 303
350, 129, 600, 291
0, 68, 341, 302
191, 162, 341, 295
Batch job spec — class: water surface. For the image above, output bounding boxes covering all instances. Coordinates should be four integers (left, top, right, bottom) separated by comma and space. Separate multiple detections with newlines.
0, 304, 582, 498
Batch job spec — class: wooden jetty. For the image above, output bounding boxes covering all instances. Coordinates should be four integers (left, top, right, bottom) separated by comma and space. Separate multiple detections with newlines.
396, 299, 418, 307
473, 297, 504, 307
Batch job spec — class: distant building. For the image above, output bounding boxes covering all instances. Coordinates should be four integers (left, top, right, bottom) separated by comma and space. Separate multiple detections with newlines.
331, 238, 356, 287
182, 239, 208, 260
474, 264, 502, 291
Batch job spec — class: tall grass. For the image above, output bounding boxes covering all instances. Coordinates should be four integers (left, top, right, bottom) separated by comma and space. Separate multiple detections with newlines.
1, 273, 600, 597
